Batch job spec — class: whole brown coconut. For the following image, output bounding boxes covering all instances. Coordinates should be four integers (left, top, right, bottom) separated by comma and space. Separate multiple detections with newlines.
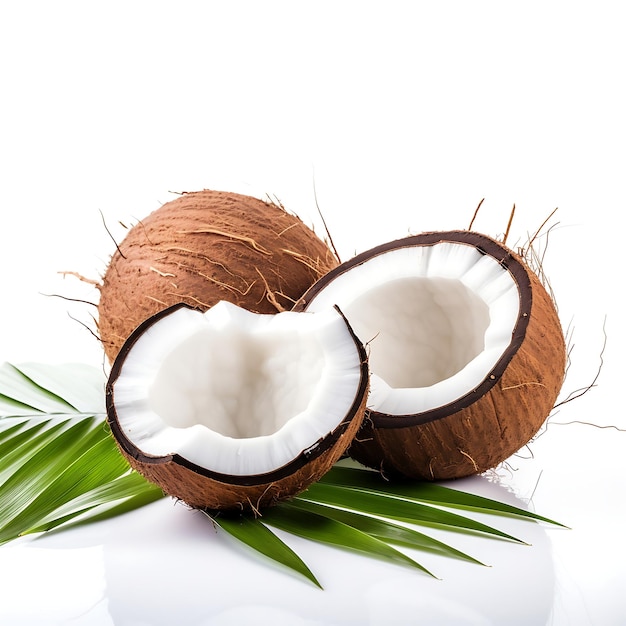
294, 230, 567, 481
97, 190, 338, 363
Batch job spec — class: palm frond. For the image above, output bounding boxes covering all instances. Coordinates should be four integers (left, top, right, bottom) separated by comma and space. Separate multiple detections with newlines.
0, 362, 163, 544
320, 465, 566, 526
207, 510, 322, 589
0, 361, 564, 588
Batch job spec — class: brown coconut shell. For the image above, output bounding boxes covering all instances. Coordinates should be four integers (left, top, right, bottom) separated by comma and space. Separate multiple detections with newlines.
294, 230, 567, 481
97, 189, 338, 363
106, 303, 369, 512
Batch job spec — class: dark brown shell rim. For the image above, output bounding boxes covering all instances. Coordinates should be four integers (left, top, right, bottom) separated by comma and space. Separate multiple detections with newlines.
294, 230, 532, 429
106, 302, 369, 487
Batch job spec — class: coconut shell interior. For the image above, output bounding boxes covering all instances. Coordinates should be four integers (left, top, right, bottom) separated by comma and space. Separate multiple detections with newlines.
296, 230, 567, 480
109, 393, 366, 511
106, 303, 369, 512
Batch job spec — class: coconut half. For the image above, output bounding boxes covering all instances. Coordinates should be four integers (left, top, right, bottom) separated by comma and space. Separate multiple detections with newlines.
106, 300, 368, 511
294, 230, 566, 480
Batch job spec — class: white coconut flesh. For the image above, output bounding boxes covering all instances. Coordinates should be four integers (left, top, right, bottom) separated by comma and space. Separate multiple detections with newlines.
304, 242, 520, 416
110, 301, 364, 476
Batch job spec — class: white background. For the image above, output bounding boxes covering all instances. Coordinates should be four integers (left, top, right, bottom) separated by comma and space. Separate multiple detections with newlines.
1, 2, 624, 624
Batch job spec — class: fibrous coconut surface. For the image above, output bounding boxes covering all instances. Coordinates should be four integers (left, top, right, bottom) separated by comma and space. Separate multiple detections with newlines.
295, 230, 566, 480
106, 301, 368, 511
97, 190, 338, 362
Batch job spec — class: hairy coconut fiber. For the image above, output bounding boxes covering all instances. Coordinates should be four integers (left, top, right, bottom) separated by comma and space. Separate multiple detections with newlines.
294, 231, 567, 481
97, 190, 338, 362
108, 407, 367, 512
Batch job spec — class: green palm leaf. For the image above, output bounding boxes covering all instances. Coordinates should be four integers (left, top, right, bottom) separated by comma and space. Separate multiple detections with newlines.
0, 361, 564, 587
300, 481, 526, 543
208, 510, 322, 589
0, 362, 163, 544
0, 362, 107, 414
287, 498, 485, 566
27, 472, 165, 535
262, 502, 436, 577
320, 465, 565, 526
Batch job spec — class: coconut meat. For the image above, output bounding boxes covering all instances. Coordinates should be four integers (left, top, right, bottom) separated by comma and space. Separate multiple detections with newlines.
304, 242, 520, 415
110, 301, 363, 476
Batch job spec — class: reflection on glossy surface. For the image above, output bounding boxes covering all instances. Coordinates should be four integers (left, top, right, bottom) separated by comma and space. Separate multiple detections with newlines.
1, 475, 556, 626
0, 545, 107, 624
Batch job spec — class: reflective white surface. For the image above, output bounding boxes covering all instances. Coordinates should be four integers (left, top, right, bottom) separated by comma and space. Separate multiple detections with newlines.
1, 418, 624, 625
1, 1, 625, 624
0, 435, 626, 626
0, 477, 565, 625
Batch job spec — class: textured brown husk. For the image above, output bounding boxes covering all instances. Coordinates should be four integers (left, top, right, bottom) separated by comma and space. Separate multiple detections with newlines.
98, 189, 338, 363
295, 230, 567, 480
106, 304, 369, 512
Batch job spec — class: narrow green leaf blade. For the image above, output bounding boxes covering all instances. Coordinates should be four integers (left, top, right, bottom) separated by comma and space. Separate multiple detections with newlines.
301, 482, 525, 543
0, 422, 146, 541
0, 419, 51, 459
262, 503, 435, 576
14, 362, 105, 414
61, 482, 165, 529
289, 498, 485, 566
0, 418, 103, 542
208, 512, 322, 588
321, 465, 565, 527
0, 363, 79, 414
0, 420, 72, 486
0, 394, 40, 416
0, 362, 163, 545
25, 473, 164, 535
0, 420, 30, 444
